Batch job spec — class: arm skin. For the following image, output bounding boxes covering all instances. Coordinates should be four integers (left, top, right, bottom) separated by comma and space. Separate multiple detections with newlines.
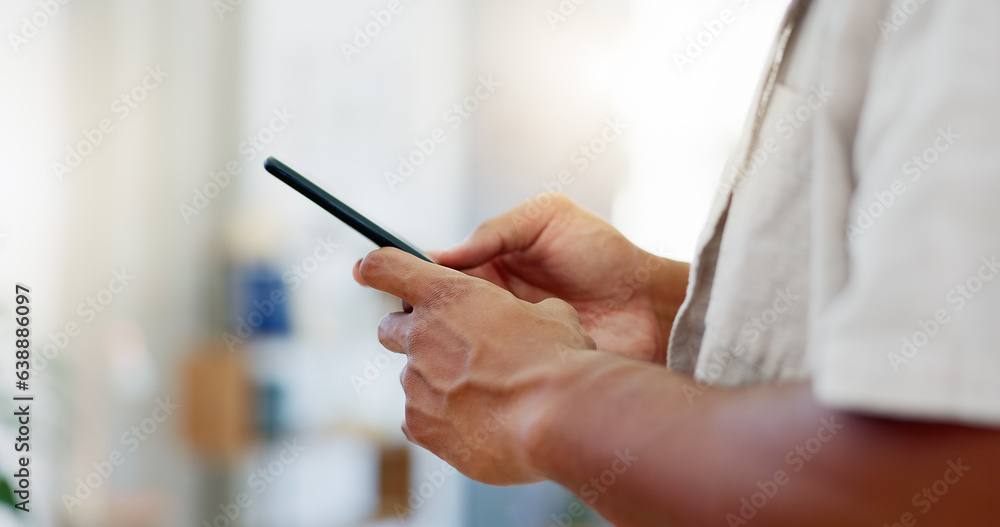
525, 357, 1000, 527
354, 195, 1000, 527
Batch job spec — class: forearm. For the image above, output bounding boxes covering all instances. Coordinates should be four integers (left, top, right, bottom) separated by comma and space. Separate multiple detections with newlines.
521, 351, 1000, 526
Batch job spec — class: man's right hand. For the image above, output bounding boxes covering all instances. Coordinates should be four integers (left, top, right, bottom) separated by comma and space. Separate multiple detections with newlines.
435, 194, 689, 363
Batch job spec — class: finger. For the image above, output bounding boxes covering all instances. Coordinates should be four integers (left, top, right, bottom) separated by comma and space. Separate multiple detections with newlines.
359, 248, 455, 305
435, 194, 573, 270
399, 364, 416, 441
377, 312, 411, 354
401, 421, 414, 443
352, 259, 367, 286
358, 252, 438, 289
359, 247, 461, 306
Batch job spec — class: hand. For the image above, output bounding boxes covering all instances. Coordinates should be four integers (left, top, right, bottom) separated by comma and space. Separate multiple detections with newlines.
356, 248, 597, 484
434, 194, 688, 363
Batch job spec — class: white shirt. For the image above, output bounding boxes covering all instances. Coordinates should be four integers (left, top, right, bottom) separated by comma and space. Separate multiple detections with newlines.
667, 0, 1000, 428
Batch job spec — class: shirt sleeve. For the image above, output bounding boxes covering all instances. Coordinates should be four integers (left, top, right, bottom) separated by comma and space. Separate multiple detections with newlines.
810, 0, 1000, 428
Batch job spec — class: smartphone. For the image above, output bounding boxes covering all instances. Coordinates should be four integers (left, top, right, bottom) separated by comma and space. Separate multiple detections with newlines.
264, 156, 432, 263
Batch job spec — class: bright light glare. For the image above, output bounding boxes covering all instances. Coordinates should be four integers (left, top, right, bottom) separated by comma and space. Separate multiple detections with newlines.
613, 0, 792, 261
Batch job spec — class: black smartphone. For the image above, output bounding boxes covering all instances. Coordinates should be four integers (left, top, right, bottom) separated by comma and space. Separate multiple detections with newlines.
264, 156, 432, 263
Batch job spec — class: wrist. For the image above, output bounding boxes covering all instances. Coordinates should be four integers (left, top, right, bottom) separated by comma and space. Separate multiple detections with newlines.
514, 350, 616, 480
639, 252, 689, 346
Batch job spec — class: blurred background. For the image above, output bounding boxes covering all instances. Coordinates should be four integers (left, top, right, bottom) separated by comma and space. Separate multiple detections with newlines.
0, 0, 790, 525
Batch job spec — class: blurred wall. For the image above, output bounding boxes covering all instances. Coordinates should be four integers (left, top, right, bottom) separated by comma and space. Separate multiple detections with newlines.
57, 0, 244, 525
0, 1, 792, 526
468, 0, 632, 222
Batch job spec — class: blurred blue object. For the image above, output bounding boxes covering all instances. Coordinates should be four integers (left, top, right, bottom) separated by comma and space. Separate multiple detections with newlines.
236, 263, 291, 336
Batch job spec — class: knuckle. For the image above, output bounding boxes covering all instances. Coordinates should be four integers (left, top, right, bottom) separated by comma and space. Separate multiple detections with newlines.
403, 321, 439, 355
539, 297, 578, 318
568, 321, 595, 350
536, 298, 595, 349
399, 365, 415, 391
422, 276, 473, 309
473, 218, 497, 236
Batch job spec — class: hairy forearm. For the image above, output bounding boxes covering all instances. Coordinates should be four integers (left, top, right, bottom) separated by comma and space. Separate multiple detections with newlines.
521, 352, 1000, 526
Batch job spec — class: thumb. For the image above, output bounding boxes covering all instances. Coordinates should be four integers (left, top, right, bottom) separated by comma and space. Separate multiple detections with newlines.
436, 194, 568, 270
